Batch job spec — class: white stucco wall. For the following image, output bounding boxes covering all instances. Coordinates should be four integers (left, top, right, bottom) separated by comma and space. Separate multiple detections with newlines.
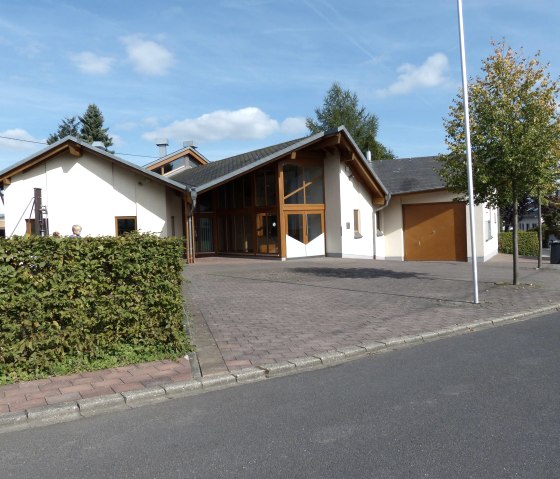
165, 189, 184, 237
339, 166, 375, 259
379, 190, 498, 262
324, 151, 342, 256
323, 152, 375, 259
466, 202, 498, 262
4, 151, 175, 238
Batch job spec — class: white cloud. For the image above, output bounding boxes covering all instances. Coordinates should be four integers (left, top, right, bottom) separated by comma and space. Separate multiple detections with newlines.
0, 129, 44, 151
110, 133, 125, 149
279, 117, 307, 135
143, 108, 307, 142
377, 53, 450, 97
114, 121, 138, 131
70, 51, 115, 75
121, 35, 173, 76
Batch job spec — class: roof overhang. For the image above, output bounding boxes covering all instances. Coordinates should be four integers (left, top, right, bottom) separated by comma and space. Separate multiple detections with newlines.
194, 127, 390, 205
0, 136, 194, 195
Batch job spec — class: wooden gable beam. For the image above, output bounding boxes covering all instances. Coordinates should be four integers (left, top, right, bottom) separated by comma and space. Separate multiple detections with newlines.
317, 133, 342, 149
69, 144, 83, 157
2, 143, 72, 180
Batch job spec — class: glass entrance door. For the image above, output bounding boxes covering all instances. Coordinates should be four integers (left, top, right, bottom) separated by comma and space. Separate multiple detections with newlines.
285, 212, 324, 258
196, 216, 214, 253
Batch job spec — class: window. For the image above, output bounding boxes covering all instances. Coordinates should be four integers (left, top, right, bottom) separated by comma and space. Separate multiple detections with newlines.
287, 213, 323, 244
485, 218, 492, 241
197, 192, 213, 212
162, 157, 185, 174
283, 163, 323, 205
116, 216, 137, 236
255, 168, 276, 206
353, 209, 362, 238
197, 217, 213, 252
218, 176, 251, 209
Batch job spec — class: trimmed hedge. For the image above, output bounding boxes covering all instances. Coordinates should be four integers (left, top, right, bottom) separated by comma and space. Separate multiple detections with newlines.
498, 231, 540, 256
0, 233, 189, 381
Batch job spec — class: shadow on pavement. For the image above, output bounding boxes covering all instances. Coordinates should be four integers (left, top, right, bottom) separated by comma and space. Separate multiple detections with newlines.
291, 267, 431, 280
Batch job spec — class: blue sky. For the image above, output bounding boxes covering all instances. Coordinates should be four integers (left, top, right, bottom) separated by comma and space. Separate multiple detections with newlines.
0, 0, 558, 172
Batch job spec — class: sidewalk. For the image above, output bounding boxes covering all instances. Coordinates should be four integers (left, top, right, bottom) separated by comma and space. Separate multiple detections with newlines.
184, 254, 560, 373
1, 254, 558, 431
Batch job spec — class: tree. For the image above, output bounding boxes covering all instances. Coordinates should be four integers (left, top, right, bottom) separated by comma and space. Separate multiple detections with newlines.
438, 41, 560, 284
306, 82, 395, 160
542, 192, 560, 239
46, 116, 81, 144
500, 195, 533, 232
79, 104, 113, 149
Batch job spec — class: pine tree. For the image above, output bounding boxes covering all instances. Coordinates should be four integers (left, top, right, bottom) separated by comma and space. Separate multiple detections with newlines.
79, 104, 113, 149
46, 116, 81, 144
306, 82, 394, 160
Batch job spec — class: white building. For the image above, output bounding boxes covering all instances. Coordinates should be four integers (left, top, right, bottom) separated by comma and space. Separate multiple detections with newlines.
1, 128, 498, 263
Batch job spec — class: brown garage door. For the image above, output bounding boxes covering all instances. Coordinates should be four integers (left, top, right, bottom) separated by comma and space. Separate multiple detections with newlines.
403, 203, 467, 261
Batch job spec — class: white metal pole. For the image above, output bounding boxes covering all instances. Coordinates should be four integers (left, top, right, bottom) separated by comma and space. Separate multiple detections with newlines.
457, 0, 479, 304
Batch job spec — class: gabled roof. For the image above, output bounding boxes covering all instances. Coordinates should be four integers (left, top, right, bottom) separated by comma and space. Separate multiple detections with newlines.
0, 136, 194, 192
144, 144, 209, 172
371, 156, 444, 195
170, 127, 389, 202
170, 137, 304, 188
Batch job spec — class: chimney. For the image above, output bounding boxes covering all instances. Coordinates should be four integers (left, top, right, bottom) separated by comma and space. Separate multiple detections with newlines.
183, 140, 197, 149
366, 150, 372, 163
156, 138, 169, 157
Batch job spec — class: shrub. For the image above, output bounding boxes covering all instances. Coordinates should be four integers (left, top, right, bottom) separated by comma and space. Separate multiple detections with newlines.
0, 233, 190, 382
498, 231, 540, 256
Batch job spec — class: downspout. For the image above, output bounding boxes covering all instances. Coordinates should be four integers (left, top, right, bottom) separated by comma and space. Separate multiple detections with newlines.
373, 194, 391, 259
367, 150, 391, 259
188, 188, 197, 263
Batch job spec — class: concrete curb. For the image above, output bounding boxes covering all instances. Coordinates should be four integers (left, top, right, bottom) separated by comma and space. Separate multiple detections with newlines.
2, 302, 559, 434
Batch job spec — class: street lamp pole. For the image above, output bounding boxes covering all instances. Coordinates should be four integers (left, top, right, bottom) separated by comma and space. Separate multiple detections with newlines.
457, 0, 479, 304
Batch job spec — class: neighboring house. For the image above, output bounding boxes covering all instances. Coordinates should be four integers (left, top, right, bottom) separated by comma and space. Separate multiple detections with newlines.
0, 137, 196, 261
372, 157, 498, 262
0, 128, 499, 263
518, 207, 539, 232
145, 141, 209, 176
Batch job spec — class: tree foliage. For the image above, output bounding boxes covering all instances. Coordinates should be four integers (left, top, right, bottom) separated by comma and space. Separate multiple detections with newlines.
46, 116, 81, 145
47, 104, 113, 148
542, 192, 560, 235
438, 41, 560, 283
79, 103, 113, 148
306, 82, 395, 160
439, 42, 560, 207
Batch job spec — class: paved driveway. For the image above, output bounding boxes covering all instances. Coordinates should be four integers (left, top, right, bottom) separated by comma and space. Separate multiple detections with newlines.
183, 256, 560, 374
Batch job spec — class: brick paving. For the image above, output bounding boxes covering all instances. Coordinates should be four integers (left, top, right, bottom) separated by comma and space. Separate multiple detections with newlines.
0, 358, 192, 414
183, 255, 560, 371
1, 254, 558, 419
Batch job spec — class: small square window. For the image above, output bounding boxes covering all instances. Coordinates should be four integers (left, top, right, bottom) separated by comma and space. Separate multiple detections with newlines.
116, 216, 137, 236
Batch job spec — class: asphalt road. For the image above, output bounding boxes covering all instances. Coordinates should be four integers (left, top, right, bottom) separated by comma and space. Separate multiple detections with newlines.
1, 313, 559, 478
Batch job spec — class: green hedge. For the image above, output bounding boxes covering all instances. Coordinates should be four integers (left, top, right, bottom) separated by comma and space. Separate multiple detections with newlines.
498, 231, 540, 256
0, 233, 189, 382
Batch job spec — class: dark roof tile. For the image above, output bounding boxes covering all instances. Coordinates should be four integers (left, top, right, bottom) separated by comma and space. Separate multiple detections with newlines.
171, 138, 305, 188
371, 156, 444, 195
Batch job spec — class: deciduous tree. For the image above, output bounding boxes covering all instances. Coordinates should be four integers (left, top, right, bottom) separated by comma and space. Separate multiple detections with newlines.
438, 41, 560, 284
